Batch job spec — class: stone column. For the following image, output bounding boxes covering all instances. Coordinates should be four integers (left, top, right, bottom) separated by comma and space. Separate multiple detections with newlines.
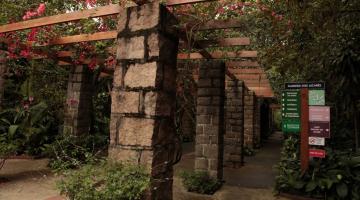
195, 61, 225, 180
109, 3, 178, 200
253, 97, 262, 148
224, 76, 244, 167
244, 89, 255, 149
63, 65, 93, 135
0, 63, 6, 109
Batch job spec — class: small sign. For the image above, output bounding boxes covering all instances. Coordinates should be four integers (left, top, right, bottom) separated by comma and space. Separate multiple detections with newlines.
282, 119, 300, 133
309, 90, 325, 106
309, 149, 326, 158
309, 122, 330, 138
309, 137, 325, 146
309, 106, 330, 122
285, 82, 325, 90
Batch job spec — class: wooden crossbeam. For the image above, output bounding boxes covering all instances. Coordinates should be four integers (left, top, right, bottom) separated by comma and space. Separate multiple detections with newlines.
197, 37, 250, 47
228, 68, 265, 74
45, 31, 117, 45
0, 0, 216, 33
235, 74, 267, 80
226, 61, 260, 67
178, 51, 257, 59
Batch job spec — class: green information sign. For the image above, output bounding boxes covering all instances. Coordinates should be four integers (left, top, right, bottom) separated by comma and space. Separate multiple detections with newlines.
309, 90, 325, 106
282, 119, 301, 132
282, 90, 301, 133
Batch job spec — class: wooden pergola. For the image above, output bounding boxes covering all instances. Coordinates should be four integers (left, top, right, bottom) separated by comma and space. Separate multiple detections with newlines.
0, 0, 274, 98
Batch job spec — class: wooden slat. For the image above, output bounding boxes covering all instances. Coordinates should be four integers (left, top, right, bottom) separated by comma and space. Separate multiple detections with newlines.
228, 68, 265, 74
0, 4, 125, 33
48, 31, 117, 45
226, 61, 260, 67
197, 37, 250, 47
178, 51, 257, 59
235, 74, 267, 80
0, 0, 217, 33
167, 0, 216, 5
243, 79, 270, 84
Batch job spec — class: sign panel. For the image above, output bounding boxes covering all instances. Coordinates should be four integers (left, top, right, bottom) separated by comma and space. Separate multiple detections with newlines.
309, 137, 325, 146
309, 149, 326, 158
282, 119, 300, 133
309, 90, 325, 106
309, 121, 330, 138
285, 82, 325, 90
282, 91, 300, 119
309, 106, 330, 122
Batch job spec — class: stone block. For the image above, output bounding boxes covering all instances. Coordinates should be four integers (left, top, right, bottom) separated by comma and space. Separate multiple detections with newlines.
195, 158, 208, 170
113, 65, 124, 88
117, 117, 155, 147
129, 3, 160, 32
124, 62, 158, 88
117, 36, 145, 59
144, 91, 173, 116
111, 91, 139, 114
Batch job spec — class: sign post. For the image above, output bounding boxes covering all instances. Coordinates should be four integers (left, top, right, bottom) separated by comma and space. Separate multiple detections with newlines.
300, 88, 309, 173
282, 81, 329, 174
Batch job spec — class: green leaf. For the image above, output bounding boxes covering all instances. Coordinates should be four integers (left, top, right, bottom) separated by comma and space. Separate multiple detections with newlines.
305, 181, 317, 192
336, 182, 348, 198
8, 125, 19, 137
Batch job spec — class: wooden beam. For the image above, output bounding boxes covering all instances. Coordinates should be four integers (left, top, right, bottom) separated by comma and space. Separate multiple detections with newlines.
0, 4, 126, 33
226, 61, 260, 67
197, 37, 250, 47
228, 68, 265, 74
166, 0, 216, 5
0, 0, 217, 33
46, 31, 117, 45
178, 51, 257, 59
235, 74, 267, 80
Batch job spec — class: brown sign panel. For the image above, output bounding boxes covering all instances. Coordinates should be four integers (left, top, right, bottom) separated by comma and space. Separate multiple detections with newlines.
309, 122, 330, 138
309, 106, 330, 122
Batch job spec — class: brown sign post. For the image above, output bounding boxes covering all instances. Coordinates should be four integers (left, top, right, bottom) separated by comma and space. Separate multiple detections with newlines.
300, 88, 309, 173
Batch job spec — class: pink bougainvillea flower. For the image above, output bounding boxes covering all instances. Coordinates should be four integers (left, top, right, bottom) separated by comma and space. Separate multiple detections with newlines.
29, 96, 34, 102
37, 3, 46, 15
67, 98, 79, 106
20, 49, 31, 58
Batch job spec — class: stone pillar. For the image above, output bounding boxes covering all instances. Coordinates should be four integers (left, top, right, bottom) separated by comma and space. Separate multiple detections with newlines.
63, 65, 93, 135
224, 76, 245, 167
109, 3, 178, 200
195, 61, 225, 180
0, 64, 6, 109
244, 89, 255, 149
253, 97, 262, 148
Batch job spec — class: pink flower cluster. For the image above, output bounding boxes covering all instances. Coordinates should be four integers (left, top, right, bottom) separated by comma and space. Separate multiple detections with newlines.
23, 3, 46, 20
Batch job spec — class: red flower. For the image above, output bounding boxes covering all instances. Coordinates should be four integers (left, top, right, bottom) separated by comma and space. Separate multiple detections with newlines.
37, 3, 46, 15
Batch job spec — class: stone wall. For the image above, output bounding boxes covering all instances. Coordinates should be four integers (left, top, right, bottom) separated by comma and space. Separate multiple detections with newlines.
109, 3, 179, 200
224, 76, 244, 167
63, 65, 93, 135
244, 88, 255, 149
195, 61, 225, 180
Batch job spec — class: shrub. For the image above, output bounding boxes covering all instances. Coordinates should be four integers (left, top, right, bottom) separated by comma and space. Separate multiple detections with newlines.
44, 133, 108, 171
57, 161, 150, 200
180, 170, 222, 194
275, 136, 360, 200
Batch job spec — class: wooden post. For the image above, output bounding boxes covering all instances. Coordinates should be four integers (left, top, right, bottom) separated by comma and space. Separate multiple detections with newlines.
300, 88, 309, 173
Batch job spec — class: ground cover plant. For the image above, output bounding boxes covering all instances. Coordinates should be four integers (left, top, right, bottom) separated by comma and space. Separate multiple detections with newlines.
58, 160, 150, 200
180, 170, 222, 195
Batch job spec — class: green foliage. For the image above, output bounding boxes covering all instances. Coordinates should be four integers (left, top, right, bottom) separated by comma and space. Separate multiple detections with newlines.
57, 161, 150, 200
275, 136, 360, 199
243, 146, 256, 157
0, 101, 55, 155
44, 133, 108, 172
180, 170, 222, 195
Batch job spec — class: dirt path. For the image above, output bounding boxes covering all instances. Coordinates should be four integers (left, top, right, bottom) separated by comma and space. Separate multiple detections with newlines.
0, 159, 60, 200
